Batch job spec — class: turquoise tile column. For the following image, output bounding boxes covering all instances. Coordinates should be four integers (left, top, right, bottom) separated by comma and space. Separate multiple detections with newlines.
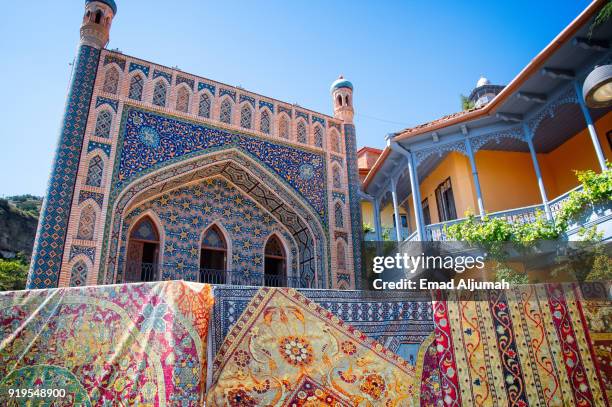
343, 123, 363, 288
27, 45, 101, 289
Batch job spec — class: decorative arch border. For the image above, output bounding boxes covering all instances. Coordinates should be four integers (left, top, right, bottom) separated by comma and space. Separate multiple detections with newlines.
66, 254, 93, 287
174, 83, 193, 113
469, 126, 525, 152
99, 149, 329, 288
197, 89, 214, 118
101, 64, 122, 94
258, 106, 273, 134
528, 85, 578, 135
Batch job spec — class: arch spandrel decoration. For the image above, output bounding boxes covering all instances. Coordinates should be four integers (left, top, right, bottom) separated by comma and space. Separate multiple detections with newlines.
527, 85, 578, 135
469, 126, 525, 152
413, 140, 467, 167
114, 106, 327, 222
101, 150, 328, 288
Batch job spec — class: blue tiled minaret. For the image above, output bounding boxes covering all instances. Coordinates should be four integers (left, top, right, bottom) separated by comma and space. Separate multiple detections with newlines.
331, 76, 363, 288
27, 1, 116, 288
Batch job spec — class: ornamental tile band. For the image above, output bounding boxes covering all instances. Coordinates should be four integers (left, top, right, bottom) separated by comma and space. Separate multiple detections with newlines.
115, 106, 328, 220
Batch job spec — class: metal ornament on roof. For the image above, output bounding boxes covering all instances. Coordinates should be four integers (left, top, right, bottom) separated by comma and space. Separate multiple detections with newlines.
469, 126, 525, 152
527, 85, 578, 134
413, 140, 467, 167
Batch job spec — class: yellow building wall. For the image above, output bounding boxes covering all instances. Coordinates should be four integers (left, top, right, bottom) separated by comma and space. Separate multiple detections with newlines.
360, 200, 409, 230
361, 201, 374, 227
474, 150, 543, 213
540, 110, 612, 198
403, 152, 477, 225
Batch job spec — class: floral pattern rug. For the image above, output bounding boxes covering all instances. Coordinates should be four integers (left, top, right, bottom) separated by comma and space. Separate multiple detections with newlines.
0, 281, 213, 406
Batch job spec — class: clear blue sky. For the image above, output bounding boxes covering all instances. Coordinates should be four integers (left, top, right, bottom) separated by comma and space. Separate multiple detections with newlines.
0, 0, 591, 197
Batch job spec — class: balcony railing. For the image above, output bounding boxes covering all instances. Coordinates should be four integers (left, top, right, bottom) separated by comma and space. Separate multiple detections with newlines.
121, 261, 309, 287
124, 261, 159, 283
421, 185, 612, 241
198, 268, 307, 287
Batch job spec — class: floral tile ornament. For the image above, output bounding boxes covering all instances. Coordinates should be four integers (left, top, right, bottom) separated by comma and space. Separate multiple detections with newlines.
207, 287, 417, 406
0, 281, 214, 406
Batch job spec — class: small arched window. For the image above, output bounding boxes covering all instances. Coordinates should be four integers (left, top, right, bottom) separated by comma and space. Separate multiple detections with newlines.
86, 156, 104, 187
152, 80, 167, 107
240, 104, 252, 129
94, 110, 112, 138
314, 125, 323, 147
128, 74, 144, 101
220, 99, 232, 124
176, 86, 190, 113
260, 109, 271, 134
344, 95, 349, 105
333, 165, 342, 189
297, 121, 307, 143
264, 235, 286, 287
95, 10, 103, 24
337, 95, 342, 106
77, 205, 96, 241
126, 216, 160, 282
331, 130, 342, 153
279, 114, 289, 139
200, 225, 227, 274
198, 93, 211, 118
102, 67, 119, 94
337, 241, 346, 270
70, 260, 88, 287
334, 202, 344, 228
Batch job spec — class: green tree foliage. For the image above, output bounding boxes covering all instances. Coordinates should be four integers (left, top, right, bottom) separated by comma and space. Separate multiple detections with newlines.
460, 94, 475, 111
0, 255, 28, 291
6, 195, 42, 217
445, 165, 612, 282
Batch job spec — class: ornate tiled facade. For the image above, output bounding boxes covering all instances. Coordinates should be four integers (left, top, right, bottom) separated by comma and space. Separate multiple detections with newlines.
28, 1, 359, 290
120, 178, 299, 281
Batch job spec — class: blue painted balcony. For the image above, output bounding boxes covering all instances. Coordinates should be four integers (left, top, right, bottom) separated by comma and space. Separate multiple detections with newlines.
422, 186, 612, 241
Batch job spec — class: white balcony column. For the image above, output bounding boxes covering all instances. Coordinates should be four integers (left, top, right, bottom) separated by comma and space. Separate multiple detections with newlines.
574, 80, 607, 171
390, 177, 402, 242
388, 140, 426, 240
373, 196, 383, 241
406, 150, 426, 240
523, 123, 552, 220
465, 137, 485, 216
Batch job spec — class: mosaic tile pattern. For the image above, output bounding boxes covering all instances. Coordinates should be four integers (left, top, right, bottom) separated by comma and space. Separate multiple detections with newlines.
176, 75, 194, 90
344, 124, 363, 287
28, 45, 101, 289
87, 141, 111, 157
103, 54, 125, 70
115, 107, 328, 221
128, 62, 150, 76
258, 100, 274, 112
95, 96, 118, 112
119, 178, 298, 282
219, 88, 236, 101
102, 150, 327, 287
197, 82, 215, 95
69, 245, 96, 263
239, 94, 255, 108
78, 190, 104, 207
152, 69, 171, 84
